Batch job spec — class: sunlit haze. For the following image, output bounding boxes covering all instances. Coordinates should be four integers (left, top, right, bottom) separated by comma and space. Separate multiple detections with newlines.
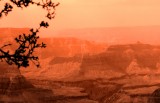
1, 1, 160, 101
1, 0, 160, 43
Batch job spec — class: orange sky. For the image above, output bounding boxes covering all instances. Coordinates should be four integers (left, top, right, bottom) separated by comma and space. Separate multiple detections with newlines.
1, 0, 160, 36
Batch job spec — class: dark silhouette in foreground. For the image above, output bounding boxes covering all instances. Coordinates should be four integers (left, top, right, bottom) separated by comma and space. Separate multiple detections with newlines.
0, 1, 61, 102
148, 88, 160, 103
0, 0, 59, 68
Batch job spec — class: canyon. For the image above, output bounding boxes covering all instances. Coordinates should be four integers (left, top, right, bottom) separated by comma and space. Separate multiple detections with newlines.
0, 28, 160, 102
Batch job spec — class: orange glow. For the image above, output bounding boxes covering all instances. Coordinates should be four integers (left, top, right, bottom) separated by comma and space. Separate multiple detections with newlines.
1, 0, 160, 43
1, 2, 160, 102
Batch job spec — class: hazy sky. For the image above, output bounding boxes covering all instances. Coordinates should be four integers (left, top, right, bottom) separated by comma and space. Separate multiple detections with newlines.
1, 0, 160, 34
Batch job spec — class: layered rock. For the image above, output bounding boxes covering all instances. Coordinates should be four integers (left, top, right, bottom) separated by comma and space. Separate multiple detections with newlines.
21, 43, 160, 81
37, 37, 107, 59
0, 62, 56, 103
148, 88, 160, 103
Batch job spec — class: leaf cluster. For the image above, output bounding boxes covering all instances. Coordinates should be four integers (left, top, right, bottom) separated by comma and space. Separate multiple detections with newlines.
0, 0, 59, 19
0, 0, 59, 68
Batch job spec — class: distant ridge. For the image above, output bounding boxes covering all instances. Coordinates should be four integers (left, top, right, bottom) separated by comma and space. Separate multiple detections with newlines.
54, 26, 160, 45
1, 26, 160, 45
0, 28, 30, 38
0, 28, 107, 58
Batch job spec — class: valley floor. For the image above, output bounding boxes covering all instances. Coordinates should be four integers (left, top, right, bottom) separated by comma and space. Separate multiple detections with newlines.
26, 74, 160, 103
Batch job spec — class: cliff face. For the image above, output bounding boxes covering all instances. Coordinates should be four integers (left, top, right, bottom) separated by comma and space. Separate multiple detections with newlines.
19, 37, 107, 81
21, 43, 160, 81
80, 44, 160, 75
37, 37, 107, 59
0, 27, 108, 80
0, 28, 106, 58
0, 62, 99, 103
2, 28, 160, 102
0, 62, 35, 103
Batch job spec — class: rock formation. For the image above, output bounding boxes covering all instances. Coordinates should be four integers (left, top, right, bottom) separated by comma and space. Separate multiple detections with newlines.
0, 62, 56, 103
148, 88, 160, 103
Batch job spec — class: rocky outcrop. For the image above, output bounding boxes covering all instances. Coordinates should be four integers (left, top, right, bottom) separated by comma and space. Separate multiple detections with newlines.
126, 59, 150, 75
0, 62, 99, 102
1, 28, 107, 59
22, 43, 160, 81
37, 37, 107, 59
0, 62, 55, 103
80, 43, 160, 75
148, 88, 160, 103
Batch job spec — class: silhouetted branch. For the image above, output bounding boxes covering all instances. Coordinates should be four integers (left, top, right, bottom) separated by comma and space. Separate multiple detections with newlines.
0, 0, 59, 19
0, 3, 13, 17
0, 0, 59, 68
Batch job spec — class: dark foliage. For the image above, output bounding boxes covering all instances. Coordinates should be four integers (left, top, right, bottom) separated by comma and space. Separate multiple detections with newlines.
0, 0, 59, 68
